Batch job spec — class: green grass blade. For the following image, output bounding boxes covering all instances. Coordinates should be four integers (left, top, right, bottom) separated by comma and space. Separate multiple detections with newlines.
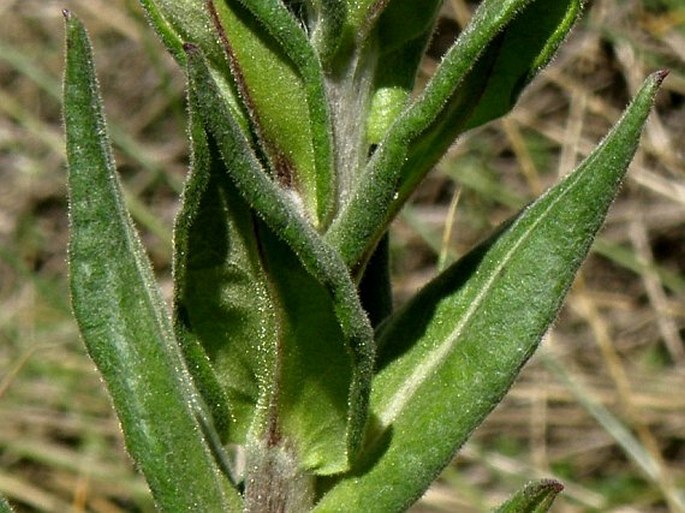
63, 12, 242, 512
185, 45, 375, 465
314, 71, 665, 513
493, 480, 564, 513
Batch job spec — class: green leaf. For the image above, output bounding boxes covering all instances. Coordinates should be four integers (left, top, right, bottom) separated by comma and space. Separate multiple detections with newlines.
209, 0, 334, 228
308, 0, 346, 67
173, 103, 276, 446
365, 0, 443, 144
396, 0, 580, 185
314, 71, 666, 513
256, 223, 360, 474
175, 102, 355, 474
494, 480, 564, 513
326, 0, 581, 273
138, 0, 224, 67
236, 0, 335, 227
63, 11, 242, 512
138, 0, 249, 131
185, 45, 375, 470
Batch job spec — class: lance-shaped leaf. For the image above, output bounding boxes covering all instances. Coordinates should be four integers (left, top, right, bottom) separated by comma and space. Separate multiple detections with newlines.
314, 71, 665, 513
186, 45, 375, 470
494, 480, 564, 513
326, 0, 581, 274
173, 102, 277, 446
63, 12, 242, 512
365, 0, 443, 144
209, 0, 334, 228
138, 0, 249, 132
175, 102, 356, 474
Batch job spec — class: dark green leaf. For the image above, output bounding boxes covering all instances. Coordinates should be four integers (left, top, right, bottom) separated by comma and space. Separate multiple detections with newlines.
185, 45, 375, 471
174, 106, 276, 446
63, 12, 241, 511
314, 70, 665, 513
494, 480, 564, 513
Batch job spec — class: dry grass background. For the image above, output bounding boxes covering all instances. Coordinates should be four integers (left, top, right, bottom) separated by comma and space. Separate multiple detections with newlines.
0, 0, 683, 511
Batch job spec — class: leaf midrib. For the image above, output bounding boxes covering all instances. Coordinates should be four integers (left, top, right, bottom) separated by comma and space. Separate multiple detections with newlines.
377, 174, 580, 427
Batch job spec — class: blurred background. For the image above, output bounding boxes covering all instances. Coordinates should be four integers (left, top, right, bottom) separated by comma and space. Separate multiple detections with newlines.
0, 0, 683, 511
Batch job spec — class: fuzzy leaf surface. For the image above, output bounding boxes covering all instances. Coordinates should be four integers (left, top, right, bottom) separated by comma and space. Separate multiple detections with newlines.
327, 0, 580, 273
138, 0, 224, 64
256, 223, 359, 474
174, 105, 276, 445
138, 0, 248, 130
365, 0, 443, 144
494, 480, 564, 513
308, 0, 346, 67
210, 0, 333, 227
314, 71, 665, 513
63, 12, 241, 512
175, 104, 355, 473
186, 46, 375, 471
234, 0, 335, 226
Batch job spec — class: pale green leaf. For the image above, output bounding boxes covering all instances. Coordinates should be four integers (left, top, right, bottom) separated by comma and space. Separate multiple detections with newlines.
210, 0, 333, 227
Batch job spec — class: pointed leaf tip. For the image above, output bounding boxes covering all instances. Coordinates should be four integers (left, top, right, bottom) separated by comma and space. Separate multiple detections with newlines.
655, 68, 670, 84
493, 479, 564, 513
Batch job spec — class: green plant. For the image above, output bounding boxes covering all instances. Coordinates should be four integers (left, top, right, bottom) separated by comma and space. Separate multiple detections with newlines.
50, 1, 665, 512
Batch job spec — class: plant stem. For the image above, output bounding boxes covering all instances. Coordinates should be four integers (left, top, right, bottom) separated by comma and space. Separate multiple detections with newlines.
244, 442, 315, 513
